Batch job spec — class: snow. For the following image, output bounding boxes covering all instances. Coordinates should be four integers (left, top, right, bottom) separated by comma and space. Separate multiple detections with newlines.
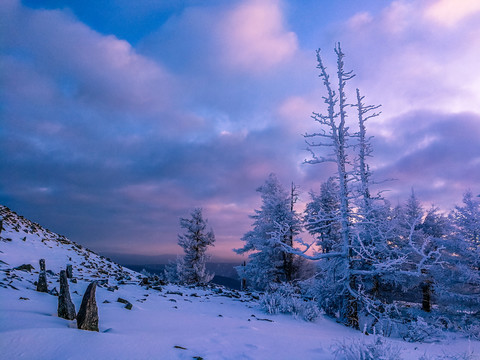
1, 206, 480, 359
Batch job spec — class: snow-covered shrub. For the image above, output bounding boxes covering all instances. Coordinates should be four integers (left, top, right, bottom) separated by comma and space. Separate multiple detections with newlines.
164, 257, 183, 283
140, 268, 153, 277
260, 283, 320, 322
463, 324, 480, 341
420, 347, 478, 360
331, 336, 402, 360
400, 316, 443, 343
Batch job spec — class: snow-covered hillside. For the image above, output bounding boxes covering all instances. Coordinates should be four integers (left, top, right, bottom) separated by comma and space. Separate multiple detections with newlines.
1, 205, 479, 359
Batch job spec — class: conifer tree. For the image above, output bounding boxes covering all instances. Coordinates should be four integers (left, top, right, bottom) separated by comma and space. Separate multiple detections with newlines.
235, 174, 301, 290
175, 208, 215, 285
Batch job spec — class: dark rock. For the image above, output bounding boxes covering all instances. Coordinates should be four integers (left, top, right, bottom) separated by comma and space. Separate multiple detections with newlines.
66, 264, 73, 278
124, 303, 132, 310
103, 300, 110, 304
36, 258, 48, 292
36, 271, 48, 292
71, 278, 77, 284
49, 287, 59, 296
46, 270, 55, 276
14, 264, 34, 272
256, 317, 274, 322
77, 281, 99, 331
166, 291, 183, 296
117, 297, 129, 304
19, 297, 29, 300
58, 270, 76, 320
39, 259, 46, 272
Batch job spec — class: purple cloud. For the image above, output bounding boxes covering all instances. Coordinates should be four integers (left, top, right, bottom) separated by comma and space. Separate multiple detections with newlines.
1, 0, 479, 263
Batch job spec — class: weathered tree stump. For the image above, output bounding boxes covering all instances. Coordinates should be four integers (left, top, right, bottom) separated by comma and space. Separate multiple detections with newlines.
76, 281, 99, 331
66, 264, 73, 278
58, 270, 76, 320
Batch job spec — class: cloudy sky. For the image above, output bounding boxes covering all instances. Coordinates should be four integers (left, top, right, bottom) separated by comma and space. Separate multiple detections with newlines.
1, 0, 479, 263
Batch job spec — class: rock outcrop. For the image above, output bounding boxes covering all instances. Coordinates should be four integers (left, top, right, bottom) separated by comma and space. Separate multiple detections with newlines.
76, 281, 99, 331
66, 264, 73, 278
58, 270, 76, 320
36, 259, 48, 293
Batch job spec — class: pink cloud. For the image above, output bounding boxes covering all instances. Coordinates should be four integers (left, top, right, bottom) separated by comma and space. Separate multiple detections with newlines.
219, 0, 298, 72
335, 0, 480, 121
2, 0, 176, 115
424, 0, 480, 27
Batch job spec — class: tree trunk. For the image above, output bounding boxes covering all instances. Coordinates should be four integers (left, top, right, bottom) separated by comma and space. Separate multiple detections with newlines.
422, 281, 432, 312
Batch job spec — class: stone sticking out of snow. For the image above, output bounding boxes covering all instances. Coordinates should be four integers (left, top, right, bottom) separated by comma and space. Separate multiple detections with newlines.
39, 258, 45, 272
76, 281, 98, 332
66, 264, 73, 278
36, 271, 48, 293
58, 270, 76, 320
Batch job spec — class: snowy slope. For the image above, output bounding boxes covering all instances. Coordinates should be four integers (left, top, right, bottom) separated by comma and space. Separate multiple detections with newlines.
1, 205, 479, 360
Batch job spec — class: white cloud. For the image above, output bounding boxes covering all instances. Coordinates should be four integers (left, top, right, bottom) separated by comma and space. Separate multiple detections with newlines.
219, 0, 298, 72
347, 11, 373, 30
337, 0, 480, 121
424, 0, 480, 27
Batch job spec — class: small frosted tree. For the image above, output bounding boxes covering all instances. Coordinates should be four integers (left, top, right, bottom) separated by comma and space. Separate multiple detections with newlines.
304, 177, 342, 254
439, 191, 480, 313
451, 191, 480, 247
175, 208, 215, 285
235, 173, 301, 290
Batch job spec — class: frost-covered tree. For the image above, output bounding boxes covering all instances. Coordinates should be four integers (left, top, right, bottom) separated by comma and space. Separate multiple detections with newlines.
305, 177, 341, 254
438, 191, 480, 313
170, 208, 215, 285
298, 45, 444, 330
397, 191, 434, 311
235, 174, 301, 290
302, 44, 360, 328
451, 191, 480, 247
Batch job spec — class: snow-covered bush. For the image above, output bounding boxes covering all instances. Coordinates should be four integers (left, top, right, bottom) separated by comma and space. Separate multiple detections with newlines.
331, 336, 402, 360
463, 324, 480, 341
420, 348, 478, 360
164, 256, 182, 283
260, 283, 320, 322
400, 316, 444, 343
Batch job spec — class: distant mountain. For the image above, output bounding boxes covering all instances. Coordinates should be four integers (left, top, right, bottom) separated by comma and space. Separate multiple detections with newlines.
124, 263, 242, 290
